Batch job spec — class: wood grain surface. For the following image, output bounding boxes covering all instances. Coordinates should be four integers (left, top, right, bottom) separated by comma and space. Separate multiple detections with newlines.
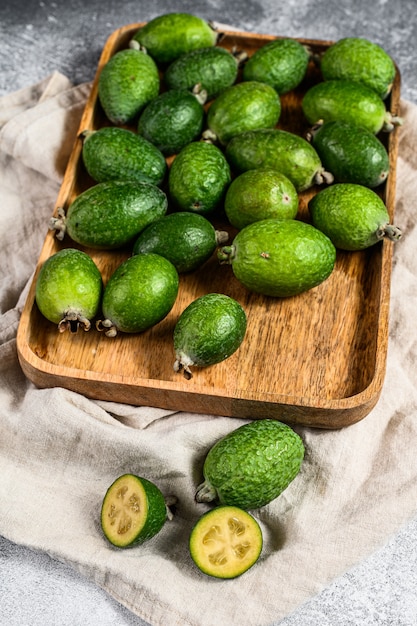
16, 23, 402, 428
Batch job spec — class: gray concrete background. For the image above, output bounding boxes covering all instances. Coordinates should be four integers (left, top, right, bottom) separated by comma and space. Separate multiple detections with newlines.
1, 1, 417, 625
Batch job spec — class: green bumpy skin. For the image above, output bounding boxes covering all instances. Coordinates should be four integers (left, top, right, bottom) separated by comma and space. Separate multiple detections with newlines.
132, 13, 217, 65
320, 37, 396, 100
243, 38, 309, 94
302, 79, 389, 134
98, 253, 179, 335
137, 89, 205, 156
173, 293, 247, 379
225, 128, 329, 192
81, 127, 167, 186
311, 120, 390, 188
218, 218, 336, 298
309, 183, 402, 250
196, 419, 305, 510
206, 80, 281, 145
168, 141, 231, 214
98, 48, 160, 124
35, 248, 102, 332
164, 46, 239, 100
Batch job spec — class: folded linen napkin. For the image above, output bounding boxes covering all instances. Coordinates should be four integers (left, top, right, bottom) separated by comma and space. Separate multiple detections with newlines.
0, 73, 416, 626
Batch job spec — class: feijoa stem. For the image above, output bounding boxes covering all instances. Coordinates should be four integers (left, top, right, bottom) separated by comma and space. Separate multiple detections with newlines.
215, 230, 229, 245
377, 223, 403, 242
173, 352, 194, 379
58, 311, 92, 333
96, 318, 118, 337
382, 112, 404, 132
195, 480, 217, 503
49, 206, 67, 241
314, 168, 334, 185
217, 245, 236, 265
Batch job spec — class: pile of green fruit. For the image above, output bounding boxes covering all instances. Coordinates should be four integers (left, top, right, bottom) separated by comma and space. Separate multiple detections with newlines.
37, 11, 403, 378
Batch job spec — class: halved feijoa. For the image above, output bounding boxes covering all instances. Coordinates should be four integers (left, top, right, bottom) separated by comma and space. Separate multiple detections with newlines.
101, 474, 168, 548
189, 506, 263, 578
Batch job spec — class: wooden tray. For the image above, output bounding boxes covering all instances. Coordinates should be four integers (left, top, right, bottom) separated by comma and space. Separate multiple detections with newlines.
16, 23, 402, 429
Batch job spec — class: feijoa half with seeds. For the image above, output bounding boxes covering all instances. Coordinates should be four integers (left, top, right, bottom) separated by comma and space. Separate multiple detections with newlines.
101, 474, 169, 548
173, 293, 247, 379
189, 506, 263, 579
35, 248, 102, 333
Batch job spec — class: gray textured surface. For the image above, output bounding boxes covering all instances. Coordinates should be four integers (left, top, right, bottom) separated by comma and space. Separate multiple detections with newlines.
1, 1, 417, 625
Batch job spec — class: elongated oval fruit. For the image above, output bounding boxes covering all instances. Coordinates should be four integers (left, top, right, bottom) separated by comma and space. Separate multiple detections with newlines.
225, 128, 333, 192
137, 89, 205, 156
81, 127, 167, 186
302, 79, 402, 134
205, 81, 281, 145
189, 506, 263, 578
173, 293, 247, 379
132, 212, 229, 273
96, 253, 179, 336
35, 248, 102, 333
243, 37, 309, 94
224, 168, 299, 230
98, 46, 160, 124
320, 36, 396, 99
218, 218, 336, 298
131, 13, 217, 65
49, 181, 168, 250
195, 419, 305, 510
101, 474, 169, 548
310, 120, 390, 188
308, 183, 402, 250
168, 141, 231, 214
164, 46, 240, 100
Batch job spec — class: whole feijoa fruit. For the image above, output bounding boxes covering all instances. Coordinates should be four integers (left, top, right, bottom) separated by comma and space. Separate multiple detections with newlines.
218, 218, 336, 297
195, 419, 305, 510
96, 253, 179, 336
81, 127, 167, 186
49, 181, 168, 250
35, 248, 102, 333
320, 36, 396, 99
137, 89, 205, 156
101, 474, 168, 548
131, 13, 217, 65
225, 128, 333, 192
132, 212, 229, 273
164, 46, 240, 100
243, 37, 309, 94
168, 141, 231, 214
98, 45, 160, 124
310, 120, 390, 188
224, 168, 298, 230
189, 506, 263, 579
309, 183, 402, 250
204, 80, 281, 145
173, 293, 247, 379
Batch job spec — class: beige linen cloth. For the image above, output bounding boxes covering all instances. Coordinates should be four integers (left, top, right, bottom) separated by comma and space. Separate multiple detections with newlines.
1, 72, 416, 626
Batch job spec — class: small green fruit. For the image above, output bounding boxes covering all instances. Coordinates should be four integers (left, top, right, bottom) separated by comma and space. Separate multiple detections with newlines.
195, 419, 305, 510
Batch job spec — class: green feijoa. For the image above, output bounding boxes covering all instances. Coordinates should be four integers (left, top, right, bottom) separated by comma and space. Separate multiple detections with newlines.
309, 183, 402, 250
310, 120, 390, 188
189, 506, 262, 579
195, 419, 305, 510
98, 46, 159, 125
168, 141, 231, 214
97, 253, 179, 336
132, 212, 229, 273
218, 218, 336, 298
81, 127, 167, 186
173, 293, 247, 379
164, 46, 239, 100
101, 474, 169, 548
243, 38, 309, 94
320, 37, 396, 99
35, 248, 102, 333
302, 80, 402, 134
137, 89, 205, 156
204, 81, 281, 146
225, 128, 333, 192
49, 181, 168, 250
131, 13, 217, 65
224, 168, 298, 230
